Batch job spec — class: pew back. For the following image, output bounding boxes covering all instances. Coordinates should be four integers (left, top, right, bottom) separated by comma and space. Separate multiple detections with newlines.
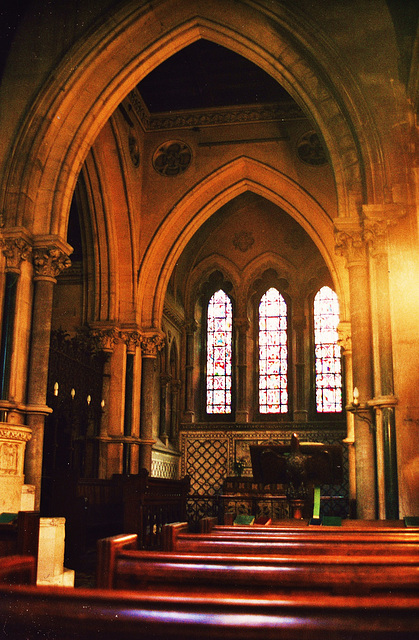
1, 584, 418, 639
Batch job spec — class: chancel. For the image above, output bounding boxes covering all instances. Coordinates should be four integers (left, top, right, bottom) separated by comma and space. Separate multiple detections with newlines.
0, 0, 418, 637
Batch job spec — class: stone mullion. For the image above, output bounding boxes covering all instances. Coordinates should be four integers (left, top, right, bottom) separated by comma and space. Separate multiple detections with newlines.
292, 310, 307, 422
335, 223, 376, 519
24, 243, 71, 508
234, 318, 250, 422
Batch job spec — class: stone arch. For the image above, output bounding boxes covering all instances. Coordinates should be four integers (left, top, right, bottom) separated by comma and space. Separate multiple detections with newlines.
1, 0, 381, 241
137, 156, 349, 329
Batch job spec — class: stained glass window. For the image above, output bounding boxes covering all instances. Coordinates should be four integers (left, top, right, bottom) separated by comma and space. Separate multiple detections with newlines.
314, 286, 342, 412
206, 289, 232, 414
259, 288, 288, 413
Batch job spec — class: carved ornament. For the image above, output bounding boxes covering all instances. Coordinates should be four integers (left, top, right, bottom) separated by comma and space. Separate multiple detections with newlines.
1, 237, 32, 272
334, 224, 367, 267
297, 130, 328, 166
152, 140, 192, 177
129, 89, 305, 131
337, 321, 352, 353
121, 330, 141, 353
140, 333, 165, 357
0, 425, 32, 442
88, 327, 120, 353
233, 231, 254, 252
32, 246, 71, 280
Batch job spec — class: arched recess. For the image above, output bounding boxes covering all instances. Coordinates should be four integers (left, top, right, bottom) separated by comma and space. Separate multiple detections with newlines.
1, 0, 383, 245
137, 157, 349, 330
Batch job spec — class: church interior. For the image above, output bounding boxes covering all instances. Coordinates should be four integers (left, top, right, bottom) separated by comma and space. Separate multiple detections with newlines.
0, 0, 418, 635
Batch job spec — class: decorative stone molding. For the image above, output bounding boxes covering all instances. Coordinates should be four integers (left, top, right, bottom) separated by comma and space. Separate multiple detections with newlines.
152, 140, 192, 177
0, 236, 32, 273
140, 333, 165, 357
32, 246, 71, 281
129, 89, 305, 132
0, 424, 32, 443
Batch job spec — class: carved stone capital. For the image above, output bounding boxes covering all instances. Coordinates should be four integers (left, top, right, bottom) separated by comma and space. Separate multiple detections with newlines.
89, 327, 120, 353
32, 246, 71, 280
1, 236, 32, 273
337, 321, 352, 353
140, 333, 165, 357
121, 330, 142, 353
362, 204, 406, 258
334, 222, 367, 267
184, 319, 198, 334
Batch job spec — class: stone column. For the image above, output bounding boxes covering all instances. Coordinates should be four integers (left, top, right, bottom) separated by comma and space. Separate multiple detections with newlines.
234, 317, 250, 423
335, 222, 376, 519
183, 320, 197, 423
364, 206, 403, 519
338, 321, 357, 517
139, 332, 164, 472
90, 326, 119, 477
25, 243, 71, 509
0, 233, 32, 417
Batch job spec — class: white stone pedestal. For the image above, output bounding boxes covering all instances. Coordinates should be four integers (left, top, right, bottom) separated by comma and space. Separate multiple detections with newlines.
0, 423, 32, 513
37, 517, 75, 587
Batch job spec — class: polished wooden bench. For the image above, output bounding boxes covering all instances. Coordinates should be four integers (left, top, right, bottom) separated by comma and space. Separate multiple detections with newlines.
162, 522, 419, 555
0, 555, 37, 585
96, 533, 419, 595
1, 584, 418, 639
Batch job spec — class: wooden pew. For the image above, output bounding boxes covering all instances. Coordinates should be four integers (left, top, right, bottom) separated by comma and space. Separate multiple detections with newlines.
0, 555, 37, 585
162, 522, 419, 555
0, 511, 40, 561
1, 584, 418, 639
96, 533, 419, 595
200, 516, 415, 534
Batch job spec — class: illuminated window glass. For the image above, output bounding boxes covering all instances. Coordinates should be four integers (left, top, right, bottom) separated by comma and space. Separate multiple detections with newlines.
314, 286, 342, 412
206, 289, 232, 414
259, 288, 288, 413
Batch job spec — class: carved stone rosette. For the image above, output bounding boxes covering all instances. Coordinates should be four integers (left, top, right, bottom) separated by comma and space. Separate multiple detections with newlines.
32, 246, 71, 281
1, 236, 32, 273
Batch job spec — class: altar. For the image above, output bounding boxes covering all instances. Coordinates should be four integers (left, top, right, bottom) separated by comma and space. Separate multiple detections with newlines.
221, 434, 343, 521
